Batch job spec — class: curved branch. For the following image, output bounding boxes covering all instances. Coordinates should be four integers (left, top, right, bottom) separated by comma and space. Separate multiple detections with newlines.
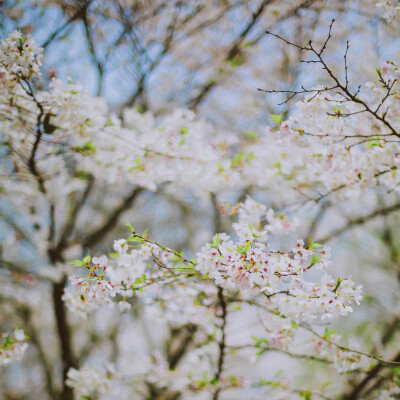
82, 186, 143, 249
318, 202, 400, 243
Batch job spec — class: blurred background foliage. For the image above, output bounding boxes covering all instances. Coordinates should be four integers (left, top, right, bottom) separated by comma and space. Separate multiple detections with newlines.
1, 1, 400, 399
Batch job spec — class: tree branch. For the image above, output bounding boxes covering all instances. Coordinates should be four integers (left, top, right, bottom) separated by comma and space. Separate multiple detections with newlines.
318, 202, 400, 243
213, 286, 228, 400
82, 186, 143, 249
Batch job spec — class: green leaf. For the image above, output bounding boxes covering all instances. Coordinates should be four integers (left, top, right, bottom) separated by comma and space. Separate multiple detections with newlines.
74, 141, 96, 154
216, 163, 225, 172
69, 260, 85, 267
321, 381, 332, 389
300, 391, 312, 400
134, 276, 145, 284
308, 238, 322, 249
127, 236, 142, 243
83, 255, 91, 265
251, 336, 270, 347
4, 334, 12, 346
244, 131, 258, 139
259, 379, 280, 387
366, 135, 383, 148
211, 234, 220, 248
269, 114, 282, 124
236, 243, 250, 255
74, 170, 90, 180
125, 222, 135, 232
129, 158, 144, 172
393, 367, 400, 375
231, 151, 245, 167
323, 327, 336, 339
105, 117, 114, 127
310, 255, 321, 266
333, 277, 343, 292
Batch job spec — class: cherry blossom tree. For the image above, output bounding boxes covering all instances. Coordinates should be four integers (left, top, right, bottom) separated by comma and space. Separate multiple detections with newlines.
1, 1, 400, 400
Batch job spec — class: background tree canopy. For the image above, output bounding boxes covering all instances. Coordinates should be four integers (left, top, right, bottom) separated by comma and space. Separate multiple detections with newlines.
1, 1, 400, 400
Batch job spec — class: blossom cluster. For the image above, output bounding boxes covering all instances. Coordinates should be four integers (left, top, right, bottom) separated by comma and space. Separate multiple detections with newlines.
0, 329, 28, 365
234, 196, 300, 235
0, 30, 42, 80
376, 0, 400, 21
62, 255, 120, 318
248, 311, 370, 374
310, 332, 366, 373
196, 197, 362, 322
0, 32, 238, 208
66, 364, 116, 397
64, 197, 362, 325
63, 234, 219, 333
63, 235, 181, 317
378, 383, 400, 400
260, 61, 400, 199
